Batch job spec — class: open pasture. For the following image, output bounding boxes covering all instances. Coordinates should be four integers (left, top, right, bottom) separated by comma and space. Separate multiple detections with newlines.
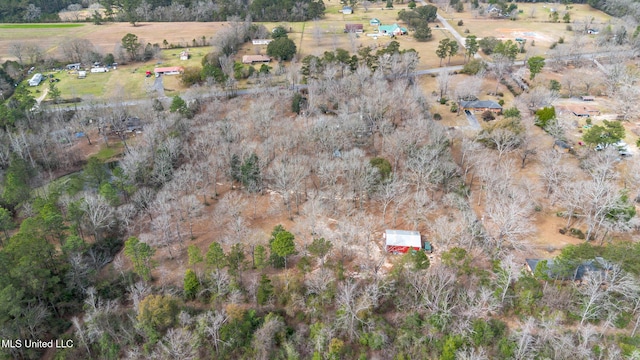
0, 22, 224, 60
447, 3, 615, 50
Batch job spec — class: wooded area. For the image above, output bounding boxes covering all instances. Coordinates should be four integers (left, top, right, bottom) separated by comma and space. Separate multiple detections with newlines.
0, 47, 640, 358
1, 0, 640, 358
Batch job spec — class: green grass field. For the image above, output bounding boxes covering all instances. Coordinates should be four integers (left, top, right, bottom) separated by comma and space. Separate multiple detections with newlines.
0, 23, 85, 29
26, 46, 215, 102
93, 143, 124, 162
58, 72, 112, 98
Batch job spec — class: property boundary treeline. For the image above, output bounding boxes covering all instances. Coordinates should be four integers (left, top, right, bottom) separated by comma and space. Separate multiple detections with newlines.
0, 0, 325, 23
0, 24, 85, 29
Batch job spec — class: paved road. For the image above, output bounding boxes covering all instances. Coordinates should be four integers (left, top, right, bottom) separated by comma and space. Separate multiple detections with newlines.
435, 13, 482, 60
48, 28, 631, 114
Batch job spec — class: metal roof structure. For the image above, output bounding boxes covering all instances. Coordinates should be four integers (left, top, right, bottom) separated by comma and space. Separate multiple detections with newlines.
154, 66, 184, 74
385, 230, 421, 248
242, 55, 272, 64
460, 100, 503, 110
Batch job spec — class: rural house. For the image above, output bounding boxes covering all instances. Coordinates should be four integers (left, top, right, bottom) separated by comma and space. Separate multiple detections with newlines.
378, 24, 408, 36
66, 63, 81, 70
369, 18, 381, 26
572, 107, 599, 117
487, 4, 504, 17
242, 55, 271, 64
28, 73, 43, 86
344, 24, 364, 33
384, 229, 422, 254
525, 257, 613, 282
459, 100, 503, 113
154, 66, 184, 76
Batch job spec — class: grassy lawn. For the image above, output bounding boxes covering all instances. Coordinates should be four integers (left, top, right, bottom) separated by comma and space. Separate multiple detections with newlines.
24, 46, 215, 101
448, 3, 613, 53
93, 143, 124, 162
292, 5, 466, 69
58, 71, 112, 98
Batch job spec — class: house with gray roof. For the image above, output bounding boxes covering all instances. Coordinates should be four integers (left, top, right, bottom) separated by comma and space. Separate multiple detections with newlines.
460, 100, 503, 113
525, 257, 613, 282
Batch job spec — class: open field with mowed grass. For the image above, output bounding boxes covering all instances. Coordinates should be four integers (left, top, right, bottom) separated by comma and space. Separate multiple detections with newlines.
26, 46, 214, 101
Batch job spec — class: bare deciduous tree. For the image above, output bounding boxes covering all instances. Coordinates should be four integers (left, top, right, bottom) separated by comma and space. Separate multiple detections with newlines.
82, 193, 115, 241
196, 310, 228, 354
61, 39, 97, 65
577, 265, 639, 326
252, 315, 285, 360
437, 69, 452, 99
494, 254, 521, 304
158, 328, 198, 360
483, 182, 535, 253
267, 155, 309, 220
9, 43, 25, 65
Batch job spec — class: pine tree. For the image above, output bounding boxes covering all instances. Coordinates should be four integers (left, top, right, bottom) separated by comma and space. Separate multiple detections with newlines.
206, 242, 226, 269
184, 269, 199, 299
256, 274, 273, 305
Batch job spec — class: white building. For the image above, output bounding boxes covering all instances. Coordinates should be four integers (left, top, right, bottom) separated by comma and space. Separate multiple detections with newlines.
28, 73, 43, 86
384, 230, 422, 254
252, 39, 273, 45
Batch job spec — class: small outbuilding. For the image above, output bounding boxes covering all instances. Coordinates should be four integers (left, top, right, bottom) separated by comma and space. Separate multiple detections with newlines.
345, 24, 364, 33
242, 55, 271, 64
572, 107, 599, 117
342, 6, 353, 14
459, 100, 503, 113
180, 50, 189, 60
370, 18, 381, 26
384, 229, 422, 254
252, 39, 273, 45
78, 71, 87, 79
154, 66, 185, 76
66, 63, 81, 70
581, 96, 595, 101
90, 67, 109, 73
28, 73, 43, 86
